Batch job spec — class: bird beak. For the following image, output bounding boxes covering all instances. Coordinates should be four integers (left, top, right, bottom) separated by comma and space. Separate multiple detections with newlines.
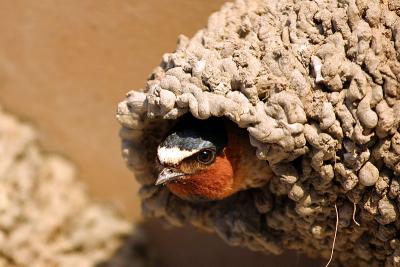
155, 168, 186, 185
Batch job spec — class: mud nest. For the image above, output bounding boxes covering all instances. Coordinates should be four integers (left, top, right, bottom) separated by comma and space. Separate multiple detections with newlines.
117, 0, 400, 266
0, 106, 155, 267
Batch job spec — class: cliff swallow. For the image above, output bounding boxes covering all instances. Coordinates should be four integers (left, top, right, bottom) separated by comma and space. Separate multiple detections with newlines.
155, 117, 272, 201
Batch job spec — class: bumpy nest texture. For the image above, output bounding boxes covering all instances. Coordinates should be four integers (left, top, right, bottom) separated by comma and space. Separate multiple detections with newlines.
0, 106, 152, 267
117, 0, 400, 266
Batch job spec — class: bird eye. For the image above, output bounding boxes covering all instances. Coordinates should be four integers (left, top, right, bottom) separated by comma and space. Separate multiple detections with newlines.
197, 149, 215, 164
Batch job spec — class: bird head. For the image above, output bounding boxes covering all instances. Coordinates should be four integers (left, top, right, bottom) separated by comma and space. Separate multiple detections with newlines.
155, 118, 236, 201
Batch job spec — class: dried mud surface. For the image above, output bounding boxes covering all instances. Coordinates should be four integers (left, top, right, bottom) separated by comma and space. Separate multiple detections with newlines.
117, 0, 400, 266
0, 107, 152, 267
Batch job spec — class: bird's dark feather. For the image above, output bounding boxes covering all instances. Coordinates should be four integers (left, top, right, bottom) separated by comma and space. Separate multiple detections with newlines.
160, 117, 228, 154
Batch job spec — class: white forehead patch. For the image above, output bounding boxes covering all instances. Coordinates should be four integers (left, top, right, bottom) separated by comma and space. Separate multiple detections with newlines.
157, 146, 199, 165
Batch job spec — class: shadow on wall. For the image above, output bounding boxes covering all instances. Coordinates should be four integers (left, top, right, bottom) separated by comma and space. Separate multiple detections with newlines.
100, 220, 323, 267
143, 220, 323, 267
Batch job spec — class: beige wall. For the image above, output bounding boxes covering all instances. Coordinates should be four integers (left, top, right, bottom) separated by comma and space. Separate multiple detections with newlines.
0, 0, 226, 219
0, 2, 321, 266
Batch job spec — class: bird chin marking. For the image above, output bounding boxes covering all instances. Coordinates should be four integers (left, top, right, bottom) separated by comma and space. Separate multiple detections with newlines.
164, 154, 235, 201
166, 182, 219, 202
